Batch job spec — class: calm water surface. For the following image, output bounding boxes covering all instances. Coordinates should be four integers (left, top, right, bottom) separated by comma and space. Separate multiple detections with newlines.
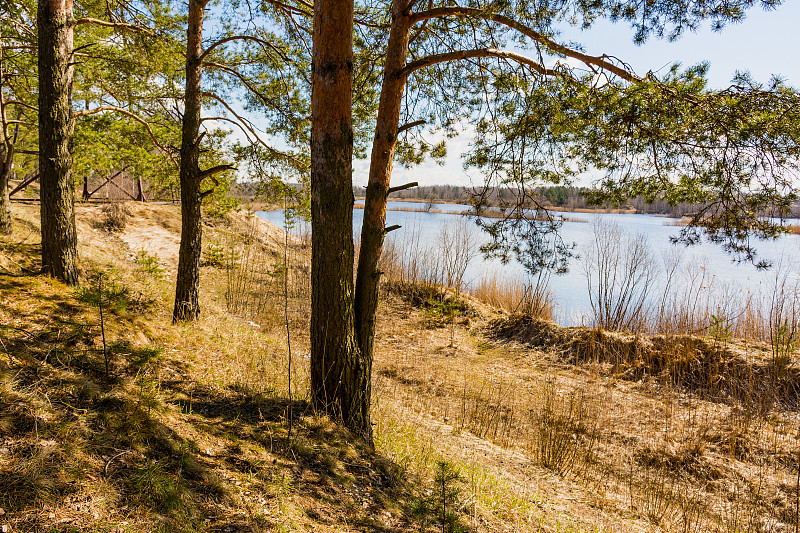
257, 202, 800, 326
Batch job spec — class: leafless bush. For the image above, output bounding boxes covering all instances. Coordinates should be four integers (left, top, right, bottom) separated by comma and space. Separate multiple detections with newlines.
382, 217, 477, 297
527, 382, 597, 476
517, 268, 554, 319
437, 218, 477, 294
767, 260, 800, 372
583, 219, 657, 331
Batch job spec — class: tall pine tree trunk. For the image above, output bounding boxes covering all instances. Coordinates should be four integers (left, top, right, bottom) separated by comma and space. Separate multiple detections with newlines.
173, 0, 205, 322
354, 0, 411, 376
38, 0, 78, 284
310, 0, 371, 438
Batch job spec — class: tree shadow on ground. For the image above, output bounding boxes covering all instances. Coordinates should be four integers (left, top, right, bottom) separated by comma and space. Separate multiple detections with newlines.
161, 377, 420, 532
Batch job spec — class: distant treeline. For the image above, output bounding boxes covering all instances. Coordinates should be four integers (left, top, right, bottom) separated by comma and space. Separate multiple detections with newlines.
353, 184, 706, 217
240, 182, 800, 219
357, 184, 800, 218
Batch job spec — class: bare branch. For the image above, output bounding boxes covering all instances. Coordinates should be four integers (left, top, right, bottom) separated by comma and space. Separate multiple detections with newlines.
202, 91, 306, 168
193, 130, 207, 151
1, 15, 36, 37
5, 101, 38, 113
261, 0, 312, 16
199, 35, 270, 62
388, 181, 418, 194
205, 50, 309, 85
201, 114, 259, 144
397, 120, 426, 135
199, 164, 235, 180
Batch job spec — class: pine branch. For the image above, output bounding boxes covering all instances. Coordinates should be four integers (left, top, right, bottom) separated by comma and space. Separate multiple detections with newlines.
75, 105, 176, 165
410, 7, 641, 83
73, 18, 153, 34
199, 35, 272, 62
261, 0, 312, 16
4, 101, 37, 113
398, 48, 556, 79
201, 91, 306, 168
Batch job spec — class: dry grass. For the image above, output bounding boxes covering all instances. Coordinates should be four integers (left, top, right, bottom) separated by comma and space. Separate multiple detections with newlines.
376, 222, 800, 532
468, 273, 554, 321
1, 201, 799, 533
0, 203, 412, 533
373, 298, 800, 532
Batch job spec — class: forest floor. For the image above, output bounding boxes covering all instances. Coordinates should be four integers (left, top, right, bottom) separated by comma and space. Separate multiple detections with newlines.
0, 201, 798, 533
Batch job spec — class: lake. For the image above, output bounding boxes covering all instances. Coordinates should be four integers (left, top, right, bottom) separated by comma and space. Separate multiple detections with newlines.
257, 202, 800, 327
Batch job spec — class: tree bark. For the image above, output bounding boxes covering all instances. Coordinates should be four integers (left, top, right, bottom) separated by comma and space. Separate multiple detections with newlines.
354, 0, 411, 397
0, 144, 12, 235
38, 0, 78, 284
310, 0, 370, 438
173, 0, 205, 322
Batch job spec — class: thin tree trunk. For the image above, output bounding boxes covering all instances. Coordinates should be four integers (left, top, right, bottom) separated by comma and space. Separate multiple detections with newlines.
310, 0, 370, 438
38, 0, 78, 284
0, 27, 12, 236
136, 177, 146, 201
173, 0, 205, 322
354, 1, 411, 391
0, 147, 12, 235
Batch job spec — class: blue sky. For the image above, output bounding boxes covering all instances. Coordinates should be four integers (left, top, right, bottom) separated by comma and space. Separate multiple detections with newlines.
362, 1, 800, 187
561, 2, 799, 89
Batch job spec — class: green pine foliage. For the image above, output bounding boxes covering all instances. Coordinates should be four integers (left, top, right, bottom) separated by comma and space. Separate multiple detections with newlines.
411, 460, 468, 533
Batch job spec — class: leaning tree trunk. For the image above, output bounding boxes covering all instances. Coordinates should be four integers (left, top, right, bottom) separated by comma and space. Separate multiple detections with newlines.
310, 0, 369, 438
173, 0, 205, 322
354, 2, 411, 392
38, 0, 78, 284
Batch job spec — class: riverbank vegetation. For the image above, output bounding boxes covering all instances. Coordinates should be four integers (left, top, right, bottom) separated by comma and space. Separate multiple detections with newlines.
2, 202, 797, 532
350, 184, 800, 219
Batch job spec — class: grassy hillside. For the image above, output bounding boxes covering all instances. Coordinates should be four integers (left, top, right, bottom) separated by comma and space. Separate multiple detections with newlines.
0, 202, 798, 533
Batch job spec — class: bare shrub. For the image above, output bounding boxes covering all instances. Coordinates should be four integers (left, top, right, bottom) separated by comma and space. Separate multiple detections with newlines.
99, 201, 131, 232
437, 218, 477, 294
627, 459, 677, 527
767, 261, 800, 372
583, 219, 657, 331
382, 217, 477, 301
527, 382, 597, 476
385, 218, 434, 288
